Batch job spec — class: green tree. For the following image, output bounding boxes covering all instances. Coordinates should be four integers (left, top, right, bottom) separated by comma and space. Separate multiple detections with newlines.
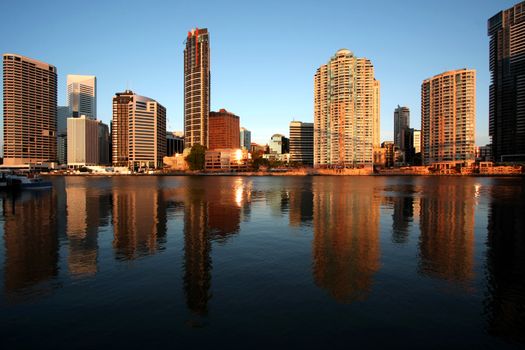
185, 144, 206, 170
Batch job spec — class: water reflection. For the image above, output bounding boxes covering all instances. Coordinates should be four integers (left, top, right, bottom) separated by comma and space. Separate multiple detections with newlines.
418, 180, 475, 285
2, 191, 59, 302
484, 180, 525, 344
312, 178, 381, 303
112, 181, 167, 260
0, 176, 524, 346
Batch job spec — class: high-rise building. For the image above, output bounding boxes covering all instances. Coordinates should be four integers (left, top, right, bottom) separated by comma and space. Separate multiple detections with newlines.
413, 129, 421, 154
3, 54, 57, 165
488, 2, 525, 162
184, 28, 210, 149
314, 49, 380, 167
57, 106, 69, 165
289, 121, 314, 165
209, 109, 240, 150
67, 75, 96, 119
240, 127, 251, 150
394, 105, 410, 150
67, 115, 99, 167
421, 69, 476, 165
111, 90, 166, 170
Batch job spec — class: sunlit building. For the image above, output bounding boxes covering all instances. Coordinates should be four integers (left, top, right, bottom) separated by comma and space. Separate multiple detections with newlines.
111, 90, 166, 170
67, 75, 96, 119
289, 121, 313, 166
394, 105, 410, 151
240, 127, 251, 150
184, 28, 210, 148
209, 109, 240, 150
2, 53, 57, 165
67, 115, 99, 167
314, 49, 380, 167
421, 69, 476, 165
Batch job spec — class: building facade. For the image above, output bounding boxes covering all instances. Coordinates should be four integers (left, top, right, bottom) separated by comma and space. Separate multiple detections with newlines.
488, 2, 525, 162
112, 90, 166, 170
67, 75, 96, 119
98, 121, 110, 166
67, 115, 99, 167
184, 28, 210, 149
269, 134, 289, 154
3, 54, 57, 165
421, 69, 476, 165
209, 109, 240, 150
167, 131, 185, 156
240, 127, 251, 150
289, 121, 314, 166
394, 105, 410, 151
314, 49, 380, 167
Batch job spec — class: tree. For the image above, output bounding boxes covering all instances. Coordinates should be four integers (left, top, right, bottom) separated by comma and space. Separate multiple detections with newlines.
185, 144, 206, 170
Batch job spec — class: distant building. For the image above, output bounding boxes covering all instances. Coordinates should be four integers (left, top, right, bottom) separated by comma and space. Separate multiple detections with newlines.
67, 75, 96, 119
57, 106, 69, 165
394, 106, 410, 151
269, 134, 289, 154
488, 2, 525, 161
58, 134, 67, 165
250, 143, 266, 155
382, 141, 395, 168
477, 144, 493, 162
373, 147, 386, 168
184, 28, 210, 148
421, 69, 476, 165
413, 129, 421, 154
289, 121, 313, 166
3, 53, 57, 165
112, 90, 166, 170
240, 127, 251, 150
314, 49, 380, 167
167, 131, 184, 156
209, 109, 240, 150
67, 115, 99, 167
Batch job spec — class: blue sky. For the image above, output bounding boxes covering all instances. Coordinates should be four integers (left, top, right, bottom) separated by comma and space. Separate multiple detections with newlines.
0, 0, 517, 145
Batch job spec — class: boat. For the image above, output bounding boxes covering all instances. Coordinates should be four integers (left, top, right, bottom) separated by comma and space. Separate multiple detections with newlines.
5, 173, 52, 190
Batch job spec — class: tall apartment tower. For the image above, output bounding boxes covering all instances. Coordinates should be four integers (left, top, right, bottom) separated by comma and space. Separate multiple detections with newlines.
290, 121, 314, 166
67, 75, 96, 119
67, 115, 99, 167
240, 127, 251, 150
421, 69, 476, 165
314, 49, 380, 167
394, 105, 410, 150
209, 109, 240, 149
112, 90, 166, 170
3, 54, 57, 165
184, 28, 210, 149
488, 2, 525, 161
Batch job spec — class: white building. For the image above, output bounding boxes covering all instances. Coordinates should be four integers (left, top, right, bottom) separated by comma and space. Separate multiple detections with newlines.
67, 75, 96, 119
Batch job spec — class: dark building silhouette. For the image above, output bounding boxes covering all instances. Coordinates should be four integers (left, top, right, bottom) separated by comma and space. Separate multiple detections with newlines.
488, 2, 525, 162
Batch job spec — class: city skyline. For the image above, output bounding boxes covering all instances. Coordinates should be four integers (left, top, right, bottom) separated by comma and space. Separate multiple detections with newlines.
0, 0, 516, 147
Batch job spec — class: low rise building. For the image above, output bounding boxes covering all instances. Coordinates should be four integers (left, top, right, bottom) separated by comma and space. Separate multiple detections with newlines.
205, 149, 250, 171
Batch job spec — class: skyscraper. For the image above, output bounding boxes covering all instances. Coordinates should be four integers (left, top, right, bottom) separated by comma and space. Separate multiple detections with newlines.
421, 69, 476, 165
112, 90, 166, 170
240, 127, 251, 150
67, 75, 96, 119
184, 28, 210, 149
488, 2, 525, 162
289, 121, 314, 166
209, 109, 240, 150
3, 53, 57, 165
394, 105, 410, 150
314, 49, 380, 167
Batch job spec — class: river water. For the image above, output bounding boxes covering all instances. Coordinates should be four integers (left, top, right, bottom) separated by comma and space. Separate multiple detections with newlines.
0, 176, 524, 348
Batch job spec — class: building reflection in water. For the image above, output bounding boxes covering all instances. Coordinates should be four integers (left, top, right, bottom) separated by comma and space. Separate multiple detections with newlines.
289, 179, 313, 227
312, 178, 381, 303
182, 178, 245, 316
112, 179, 167, 260
418, 181, 475, 284
484, 181, 525, 344
2, 191, 59, 301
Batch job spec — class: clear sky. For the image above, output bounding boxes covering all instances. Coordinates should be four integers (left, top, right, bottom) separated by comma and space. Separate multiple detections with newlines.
0, 0, 518, 145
